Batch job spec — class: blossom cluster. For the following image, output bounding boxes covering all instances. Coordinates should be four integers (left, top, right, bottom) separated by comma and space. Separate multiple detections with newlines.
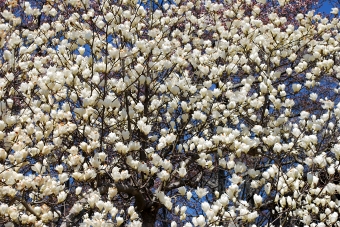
0, 0, 340, 226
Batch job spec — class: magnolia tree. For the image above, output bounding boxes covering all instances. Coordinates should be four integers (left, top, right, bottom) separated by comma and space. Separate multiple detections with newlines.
1, 0, 340, 226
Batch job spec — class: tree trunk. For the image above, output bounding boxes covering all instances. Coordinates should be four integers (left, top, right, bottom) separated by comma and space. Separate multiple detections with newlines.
140, 203, 160, 227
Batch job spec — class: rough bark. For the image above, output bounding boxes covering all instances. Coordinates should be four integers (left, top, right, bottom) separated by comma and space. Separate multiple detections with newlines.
140, 202, 161, 227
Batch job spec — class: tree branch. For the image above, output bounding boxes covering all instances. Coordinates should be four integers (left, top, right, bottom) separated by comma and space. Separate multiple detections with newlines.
114, 183, 146, 212
17, 198, 39, 218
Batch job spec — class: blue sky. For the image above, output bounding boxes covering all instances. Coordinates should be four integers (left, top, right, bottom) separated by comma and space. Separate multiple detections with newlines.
317, 0, 336, 14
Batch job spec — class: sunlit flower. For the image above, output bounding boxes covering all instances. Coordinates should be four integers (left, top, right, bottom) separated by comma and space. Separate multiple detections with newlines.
157, 170, 170, 181
331, 8, 339, 14
57, 191, 67, 203
195, 187, 208, 199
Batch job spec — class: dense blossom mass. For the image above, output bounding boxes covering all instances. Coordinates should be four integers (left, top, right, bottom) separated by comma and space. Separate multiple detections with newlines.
0, 0, 340, 226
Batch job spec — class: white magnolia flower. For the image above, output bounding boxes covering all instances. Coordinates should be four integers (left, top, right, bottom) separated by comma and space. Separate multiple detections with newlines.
253, 194, 262, 207
178, 186, 186, 195
157, 170, 170, 181
57, 191, 67, 203
116, 217, 124, 226
331, 7, 339, 14
193, 215, 206, 227
321, 99, 334, 109
171, 221, 177, 227
75, 187, 82, 195
195, 187, 208, 199
187, 191, 192, 200
292, 83, 301, 93
264, 183, 271, 195
178, 166, 187, 178
115, 142, 129, 155
137, 120, 152, 135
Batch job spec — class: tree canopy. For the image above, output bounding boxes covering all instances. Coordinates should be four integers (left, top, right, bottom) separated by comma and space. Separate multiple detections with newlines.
0, 0, 340, 226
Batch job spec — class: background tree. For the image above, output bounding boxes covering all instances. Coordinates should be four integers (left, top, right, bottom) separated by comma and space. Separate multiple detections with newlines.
0, 0, 340, 227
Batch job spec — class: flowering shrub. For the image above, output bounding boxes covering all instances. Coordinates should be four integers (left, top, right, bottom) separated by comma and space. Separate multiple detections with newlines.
0, 0, 340, 226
